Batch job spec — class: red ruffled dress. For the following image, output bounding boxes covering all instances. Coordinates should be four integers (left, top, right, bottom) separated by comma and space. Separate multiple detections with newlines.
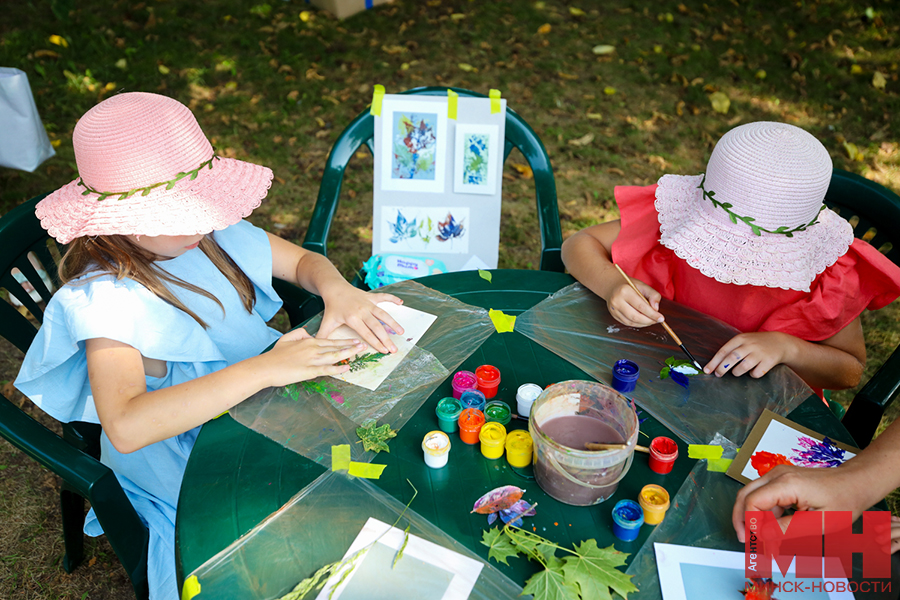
610, 185, 900, 392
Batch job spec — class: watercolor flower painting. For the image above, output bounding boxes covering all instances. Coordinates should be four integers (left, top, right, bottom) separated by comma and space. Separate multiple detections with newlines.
391, 112, 438, 180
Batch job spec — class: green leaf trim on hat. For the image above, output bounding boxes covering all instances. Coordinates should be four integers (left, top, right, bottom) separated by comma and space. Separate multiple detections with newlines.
76, 155, 220, 201
698, 174, 824, 238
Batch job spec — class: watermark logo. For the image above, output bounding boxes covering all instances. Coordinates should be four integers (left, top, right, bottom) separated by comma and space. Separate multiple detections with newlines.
745, 511, 891, 580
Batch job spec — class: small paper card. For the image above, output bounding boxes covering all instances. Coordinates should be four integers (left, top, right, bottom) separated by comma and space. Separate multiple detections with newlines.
726, 409, 859, 485
316, 517, 483, 600
655, 543, 853, 599
326, 303, 438, 391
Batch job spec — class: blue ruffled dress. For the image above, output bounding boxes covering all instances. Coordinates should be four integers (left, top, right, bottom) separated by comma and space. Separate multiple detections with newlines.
15, 220, 283, 600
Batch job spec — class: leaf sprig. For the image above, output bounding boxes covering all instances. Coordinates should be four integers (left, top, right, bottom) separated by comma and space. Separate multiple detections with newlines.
482, 522, 638, 600
77, 155, 220, 201
698, 175, 824, 238
356, 420, 397, 453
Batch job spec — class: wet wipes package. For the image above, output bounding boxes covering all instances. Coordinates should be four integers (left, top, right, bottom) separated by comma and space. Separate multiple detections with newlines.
363, 254, 447, 288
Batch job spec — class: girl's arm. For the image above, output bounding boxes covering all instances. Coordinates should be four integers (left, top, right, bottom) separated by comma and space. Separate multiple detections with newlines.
561, 220, 665, 327
86, 328, 365, 453
704, 317, 866, 390
267, 233, 404, 354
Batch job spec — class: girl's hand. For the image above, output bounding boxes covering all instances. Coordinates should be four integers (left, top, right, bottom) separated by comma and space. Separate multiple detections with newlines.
263, 328, 367, 387
605, 278, 665, 328
316, 290, 405, 354
704, 331, 797, 378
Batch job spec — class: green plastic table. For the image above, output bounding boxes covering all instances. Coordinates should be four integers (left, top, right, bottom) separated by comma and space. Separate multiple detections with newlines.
175, 270, 859, 594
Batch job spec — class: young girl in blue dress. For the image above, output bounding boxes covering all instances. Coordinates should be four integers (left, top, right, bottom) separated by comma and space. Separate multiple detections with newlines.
14, 92, 403, 600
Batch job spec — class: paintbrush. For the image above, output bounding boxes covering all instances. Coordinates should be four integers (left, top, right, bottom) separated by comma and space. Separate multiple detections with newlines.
613, 264, 704, 373
585, 442, 650, 454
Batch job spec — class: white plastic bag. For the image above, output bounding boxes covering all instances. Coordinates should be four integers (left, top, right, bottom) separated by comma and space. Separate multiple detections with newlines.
0, 67, 55, 172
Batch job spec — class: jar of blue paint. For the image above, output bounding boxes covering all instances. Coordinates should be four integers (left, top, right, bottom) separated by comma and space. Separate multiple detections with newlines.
611, 359, 639, 393
459, 389, 487, 412
611, 499, 644, 542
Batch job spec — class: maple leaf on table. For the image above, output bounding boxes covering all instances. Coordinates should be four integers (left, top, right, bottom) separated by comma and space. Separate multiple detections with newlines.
562, 540, 638, 600
480, 528, 519, 566
741, 578, 780, 600
522, 568, 581, 600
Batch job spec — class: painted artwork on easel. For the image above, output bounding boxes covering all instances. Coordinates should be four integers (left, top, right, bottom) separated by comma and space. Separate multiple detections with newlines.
380, 99, 448, 194
453, 124, 500, 195
380, 206, 469, 254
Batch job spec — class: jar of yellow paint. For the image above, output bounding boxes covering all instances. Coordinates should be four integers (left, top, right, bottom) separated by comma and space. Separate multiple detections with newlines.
638, 484, 670, 525
505, 430, 534, 468
479, 422, 507, 460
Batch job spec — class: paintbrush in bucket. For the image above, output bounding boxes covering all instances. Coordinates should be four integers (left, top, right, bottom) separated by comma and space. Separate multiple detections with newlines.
613, 264, 704, 373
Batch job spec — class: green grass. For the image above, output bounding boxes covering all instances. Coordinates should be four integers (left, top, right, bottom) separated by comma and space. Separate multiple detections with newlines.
2, 0, 900, 596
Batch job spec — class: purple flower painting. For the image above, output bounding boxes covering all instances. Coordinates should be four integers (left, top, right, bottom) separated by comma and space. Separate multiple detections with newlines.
790, 436, 847, 468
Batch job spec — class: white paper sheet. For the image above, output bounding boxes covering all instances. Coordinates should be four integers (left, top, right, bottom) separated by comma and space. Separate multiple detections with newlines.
326, 302, 437, 391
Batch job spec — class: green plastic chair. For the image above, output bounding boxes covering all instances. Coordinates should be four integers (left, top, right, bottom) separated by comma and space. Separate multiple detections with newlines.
0, 194, 150, 599
302, 86, 565, 284
0, 194, 320, 596
824, 169, 900, 448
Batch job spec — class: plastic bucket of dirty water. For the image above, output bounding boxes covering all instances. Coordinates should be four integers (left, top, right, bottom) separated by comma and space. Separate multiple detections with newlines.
529, 380, 639, 506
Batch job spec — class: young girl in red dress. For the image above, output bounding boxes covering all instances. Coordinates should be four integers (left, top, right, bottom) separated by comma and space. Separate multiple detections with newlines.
562, 121, 900, 392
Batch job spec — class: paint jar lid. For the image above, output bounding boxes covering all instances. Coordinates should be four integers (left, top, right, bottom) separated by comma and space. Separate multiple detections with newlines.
479, 422, 507, 445
460, 389, 487, 410
436, 397, 463, 420
452, 370, 477, 389
422, 431, 451, 456
516, 383, 542, 403
484, 400, 511, 424
649, 436, 679, 460
505, 429, 533, 451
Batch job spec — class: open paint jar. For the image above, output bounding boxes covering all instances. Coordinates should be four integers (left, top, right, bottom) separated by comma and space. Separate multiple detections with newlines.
648, 436, 679, 474
516, 383, 542, 418
459, 389, 487, 412
611, 499, 644, 542
484, 400, 511, 425
505, 430, 533, 468
479, 422, 507, 459
458, 408, 485, 445
529, 380, 639, 506
475, 365, 501, 399
451, 370, 478, 399
435, 397, 463, 433
638, 484, 670, 525
421, 431, 451, 469
611, 359, 639, 393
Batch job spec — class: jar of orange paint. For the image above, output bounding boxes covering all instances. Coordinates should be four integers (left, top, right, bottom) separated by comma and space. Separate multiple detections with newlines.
458, 408, 485, 445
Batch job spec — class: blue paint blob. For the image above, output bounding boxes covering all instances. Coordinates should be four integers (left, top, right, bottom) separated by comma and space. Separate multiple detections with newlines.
670, 371, 689, 388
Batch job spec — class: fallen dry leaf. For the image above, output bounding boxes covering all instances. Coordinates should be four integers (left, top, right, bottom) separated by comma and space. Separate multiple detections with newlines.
34, 49, 60, 59
48, 34, 68, 48
586, 112, 602, 120
537, 23, 552, 35
567, 133, 594, 147
708, 91, 730, 114
873, 71, 887, 90
648, 155, 669, 169
607, 167, 626, 176
458, 63, 478, 72
851, 64, 863, 75
558, 71, 578, 80
603, 86, 616, 95
382, 44, 408, 55
510, 163, 534, 179
592, 44, 615, 55
843, 141, 864, 161
569, 7, 586, 16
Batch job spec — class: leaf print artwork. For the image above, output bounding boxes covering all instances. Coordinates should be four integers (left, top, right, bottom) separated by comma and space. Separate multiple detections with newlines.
462, 133, 489, 186
436, 212, 465, 242
391, 112, 438, 180
387, 210, 417, 244
379, 206, 470, 254
454, 123, 500, 195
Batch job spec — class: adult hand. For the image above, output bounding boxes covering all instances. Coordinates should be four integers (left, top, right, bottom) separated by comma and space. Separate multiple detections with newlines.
317, 289, 405, 354
732, 464, 868, 543
263, 328, 366, 387
605, 278, 664, 328
704, 331, 797, 378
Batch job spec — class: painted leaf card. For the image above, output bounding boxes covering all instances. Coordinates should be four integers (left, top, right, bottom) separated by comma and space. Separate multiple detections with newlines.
453, 124, 500, 195
379, 98, 448, 194
327, 302, 438, 391
725, 409, 858, 485
380, 206, 470, 254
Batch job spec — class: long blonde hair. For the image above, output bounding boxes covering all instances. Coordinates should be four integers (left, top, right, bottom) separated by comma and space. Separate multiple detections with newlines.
59, 234, 256, 328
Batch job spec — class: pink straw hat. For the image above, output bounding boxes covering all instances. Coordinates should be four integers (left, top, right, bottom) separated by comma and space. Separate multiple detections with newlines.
35, 92, 273, 244
654, 121, 853, 292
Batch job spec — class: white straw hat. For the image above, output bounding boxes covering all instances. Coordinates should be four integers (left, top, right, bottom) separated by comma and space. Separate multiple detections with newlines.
654, 121, 853, 292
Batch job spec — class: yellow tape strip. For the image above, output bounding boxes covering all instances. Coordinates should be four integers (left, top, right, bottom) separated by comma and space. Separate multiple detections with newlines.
348, 462, 387, 479
332, 444, 351, 471
688, 444, 724, 460
370, 84, 385, 116
489, 309, 516, 333
182, 575, 201, 600
489, 89, 502, 114
707, 458, 734, 472
447, 89, 458, 120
